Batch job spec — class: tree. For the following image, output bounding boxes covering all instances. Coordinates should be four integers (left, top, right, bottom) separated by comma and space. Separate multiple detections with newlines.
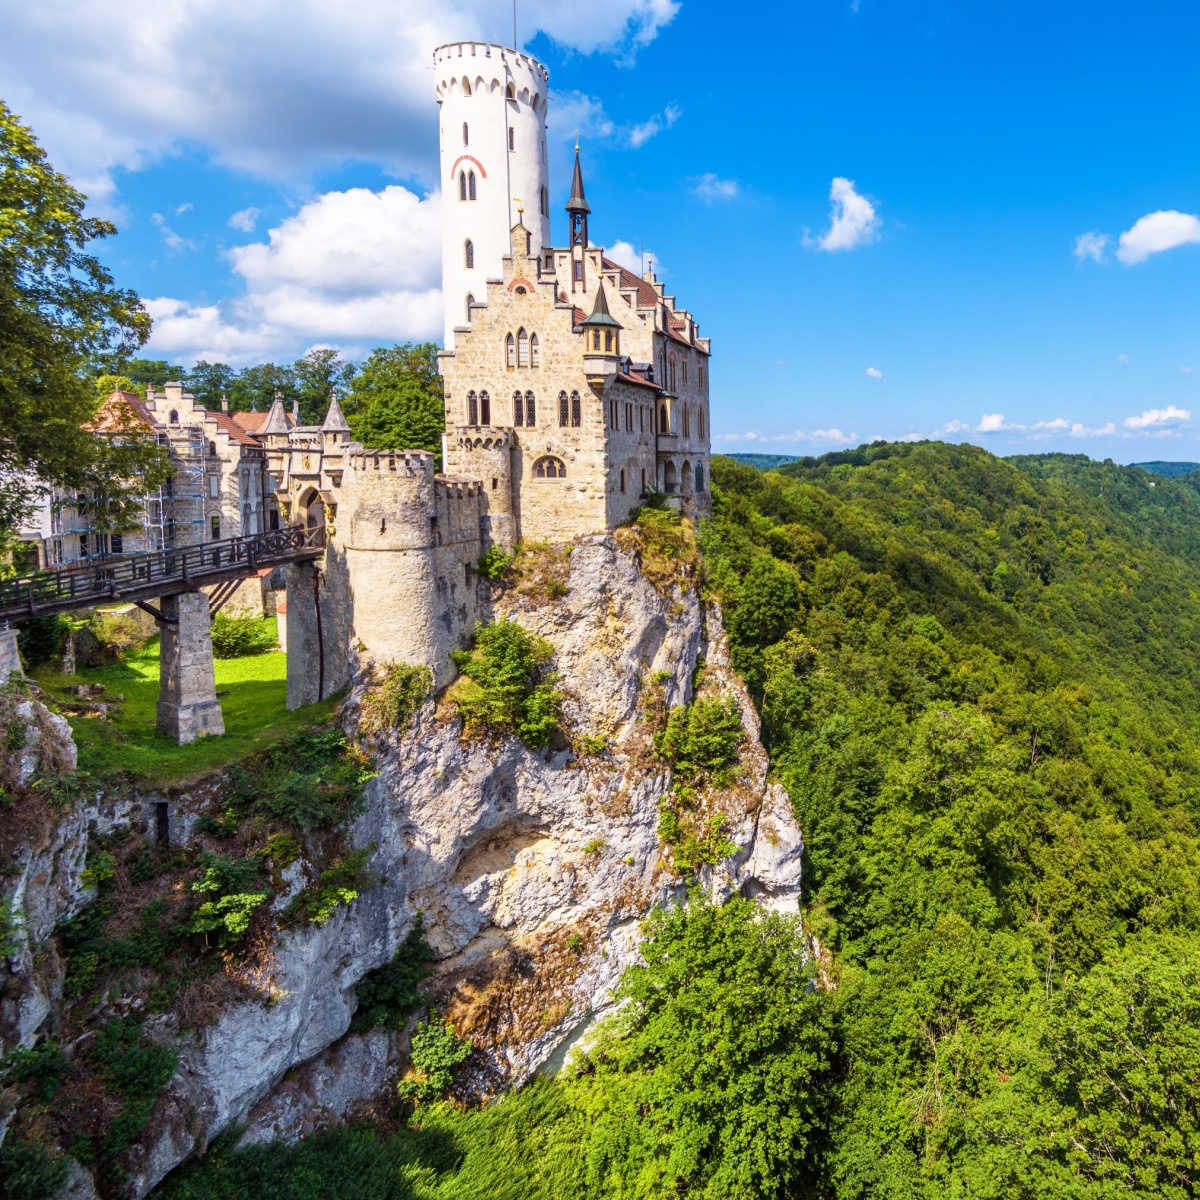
346, 343, 443, 461
185, 360, 236, 408
228, 362, 296, 413
0, 101, 164, 534
119, 358, 186, 389
292, 348, 357, 425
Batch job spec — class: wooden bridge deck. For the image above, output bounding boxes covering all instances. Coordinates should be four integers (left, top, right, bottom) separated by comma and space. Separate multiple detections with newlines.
0, 525, 324, 623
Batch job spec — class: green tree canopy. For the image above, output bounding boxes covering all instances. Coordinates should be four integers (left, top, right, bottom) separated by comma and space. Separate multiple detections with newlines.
0, 100, 165, 534
346, 343, 443, 462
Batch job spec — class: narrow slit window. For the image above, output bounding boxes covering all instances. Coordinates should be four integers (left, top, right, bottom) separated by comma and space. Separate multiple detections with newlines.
468, 171, 477, 200
465, 239, 474, 268
459, 171, 467, 201
468, 390, 478, 425
571, 391, 581, 427
480, 390, 490, 424
513, 390, 524, 426
558, 391, 569, 427
530, 333, 539, 366
525, 390, 536, 425
462, 121, 469, 145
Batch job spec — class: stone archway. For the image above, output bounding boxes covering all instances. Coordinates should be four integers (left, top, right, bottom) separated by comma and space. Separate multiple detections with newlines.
681, 460, 694, 497
662, 460, 678, 495
296, 487, 326, 534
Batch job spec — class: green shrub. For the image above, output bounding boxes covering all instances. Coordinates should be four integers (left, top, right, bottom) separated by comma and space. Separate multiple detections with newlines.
225, 727, 374, 831
189, 851, 269, 949
359, 663, 432, 735
1, 893, 23, 959
0, 1136, 68, 1200
351, 914, 435, 1032
286, 847, 375, 927
653, 696, 743, 786
450, 621, 561, 749
398, 1016, 473, 1104
15, 612, 72, 668
209, 613, 277, 658
478, 544, 515, 582
1, 1040, 69, 1102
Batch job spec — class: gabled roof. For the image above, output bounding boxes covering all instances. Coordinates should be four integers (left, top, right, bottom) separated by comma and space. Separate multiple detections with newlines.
231, 409, 297, 434
205, 409, 262, 448
85, 390, 158, 433
600, 256, 659, 308
581, 282, 622, 329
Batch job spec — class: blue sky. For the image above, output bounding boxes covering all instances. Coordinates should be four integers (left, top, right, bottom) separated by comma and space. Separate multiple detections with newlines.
3, 0, 1199, 461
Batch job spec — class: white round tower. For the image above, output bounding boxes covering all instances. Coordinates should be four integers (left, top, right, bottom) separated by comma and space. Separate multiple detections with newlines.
434, 42, 551, 349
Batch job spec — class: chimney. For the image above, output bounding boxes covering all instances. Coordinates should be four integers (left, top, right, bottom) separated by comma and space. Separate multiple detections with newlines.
220, 393, 229, 414
291, 396, 300, 424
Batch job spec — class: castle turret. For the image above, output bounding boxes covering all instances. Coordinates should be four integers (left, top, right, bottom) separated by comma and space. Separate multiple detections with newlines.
581, 282, 622, 391
566, 145, 590, 294
434, 41, 551, 349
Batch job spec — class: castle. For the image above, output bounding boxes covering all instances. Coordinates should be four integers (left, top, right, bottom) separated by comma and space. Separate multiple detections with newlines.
265, 41, 714, 703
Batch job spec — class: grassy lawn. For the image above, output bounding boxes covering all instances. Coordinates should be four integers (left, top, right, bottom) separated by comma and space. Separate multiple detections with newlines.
32, 621, 338, 785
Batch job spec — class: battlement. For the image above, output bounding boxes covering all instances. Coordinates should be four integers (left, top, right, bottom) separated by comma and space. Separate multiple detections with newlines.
436, 475, 485, 499
453, 427, 516, 451
433, 42, 549, 98
346, 449, 436, 478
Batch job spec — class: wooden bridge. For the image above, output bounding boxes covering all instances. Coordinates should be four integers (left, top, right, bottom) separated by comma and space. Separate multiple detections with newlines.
0, 525, 325, 623
0, 525, 326, 745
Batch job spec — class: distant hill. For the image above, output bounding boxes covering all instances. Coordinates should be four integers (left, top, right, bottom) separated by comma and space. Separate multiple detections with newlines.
724, 453, 803, 471
1130, 460, 1200, 478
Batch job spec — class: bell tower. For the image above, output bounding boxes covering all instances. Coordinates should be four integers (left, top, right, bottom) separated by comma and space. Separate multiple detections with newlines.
566, 145, 590, 294
434, 42, 551, 349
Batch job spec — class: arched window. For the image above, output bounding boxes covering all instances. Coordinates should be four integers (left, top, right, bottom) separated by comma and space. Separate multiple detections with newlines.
506, 82, 514, 100
683, 405, 690, 437
683, 361, 688, 385
604, 330, 613, 351
695, 464, 705, 493
663, 460, 678, 493
570, 391, 581, 427
468, 171, 477, 200
517, 327, 529, 367
467, 390, 478, 425
698, 409, 705, 439
533, 455, 565, 478
525, 390, 536, 425
659, 404, 669, 433
465, 239, 474, 268
459, 171, 467, 201
670, 358, 677, 392
462, 121, 469, 145
208, 441, 217, 457
681, 460, 693, 495
558, 391, 569, 427
530, 333, 539, 366
505, 333, 516, 368
513, 390, 524, 426
480, 390, 490, 425
169, 409, 179, 425
466, 292, 475, 322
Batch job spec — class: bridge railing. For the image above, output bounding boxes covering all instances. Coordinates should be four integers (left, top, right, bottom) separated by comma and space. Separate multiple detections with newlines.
0, 524, 325, 620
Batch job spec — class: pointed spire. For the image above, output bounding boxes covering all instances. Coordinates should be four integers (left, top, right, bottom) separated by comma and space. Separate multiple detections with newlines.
261, 393, 290, 435
581, 281, 621, 329
566, 145, 590, 215
321, 387, 350, 433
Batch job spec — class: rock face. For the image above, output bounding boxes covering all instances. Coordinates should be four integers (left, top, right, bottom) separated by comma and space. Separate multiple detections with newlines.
1, 535, 803, 1196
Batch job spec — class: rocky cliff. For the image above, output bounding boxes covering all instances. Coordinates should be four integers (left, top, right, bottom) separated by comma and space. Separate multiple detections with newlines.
0, 532, 803, 1197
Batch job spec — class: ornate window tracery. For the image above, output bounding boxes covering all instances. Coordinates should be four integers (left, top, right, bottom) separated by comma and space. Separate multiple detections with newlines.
533, 455, 565, 478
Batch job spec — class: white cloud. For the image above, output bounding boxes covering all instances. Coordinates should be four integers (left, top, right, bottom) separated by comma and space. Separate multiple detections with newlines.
691, 173, 738, 202
150, 211, 195, 254
1116, 210, 1200, 264
1116, 353, 1130, 364
228, 206, 261, 233
1181, 365, 1194, 375
627, 102, 681, 149
976, 412, 1010, 433
1123, 405, 1191, 430
1073, 230, 1108, 263
808, 177, 880, 252
175, 201, 193, 215
606, 239, 659, 276
547, 91, 616, 145
0, 1, 678, 200
144, 185, 442, 364
865, 366, 883, 379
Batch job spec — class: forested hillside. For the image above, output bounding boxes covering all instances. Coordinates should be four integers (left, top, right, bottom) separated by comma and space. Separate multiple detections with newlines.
157, 442, 1200, 1199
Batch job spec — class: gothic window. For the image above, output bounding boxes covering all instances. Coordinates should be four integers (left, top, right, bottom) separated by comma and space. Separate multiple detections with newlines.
169, 409, 179, 424
683, 361, 689, 385
480, 390, 490, 424
558, 391, 569, 427
533, 455, 565, 478
513, 390, 524, 426
626, 403, 633, 432
592, 330, 601, 351
459, 171, 467, 201
530, 333, 539, 366
573, 260, 583, 281
506, 82, 514, 100
670, 358, 677, 392
468, 171, 477, 200
517, 327, 529, 367
462, 121, 469, 145
525, 391, 536, 425
465, 239, 474, 268
571, 391, 581, 427
663, 460, 678, 493
467, 390, 478, 425
466, 292, 475, 322
604, 330, 613, 351
699, 408, 705, 439
699, 364, 706, 390
659, 404, 668, 433
683, 406, 690, 437
506, 332, 516, 368
695, 464, 705, 492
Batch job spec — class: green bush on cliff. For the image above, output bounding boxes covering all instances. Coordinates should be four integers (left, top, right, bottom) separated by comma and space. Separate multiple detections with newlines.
351, 914, 435, 1033
450, 620, 560, 749
358, 662, 433, 735
398, 1017, 474, 1104
653, 696, 743, 787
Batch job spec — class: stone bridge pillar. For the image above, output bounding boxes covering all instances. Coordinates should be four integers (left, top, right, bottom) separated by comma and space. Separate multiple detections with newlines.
156, 591, 224, 743
0, 624, 21, 682
284, 560, 352, 710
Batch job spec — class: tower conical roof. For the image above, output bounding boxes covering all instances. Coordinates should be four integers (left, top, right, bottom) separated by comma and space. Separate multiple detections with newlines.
581, 281, 622, 329
261, 394, 290, 435
566, 147, 590, 215
321, 389, 350, 432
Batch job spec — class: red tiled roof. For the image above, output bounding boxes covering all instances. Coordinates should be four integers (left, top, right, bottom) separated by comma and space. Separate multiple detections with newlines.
85, 390, 158, 433
204, 409, 264, 448
231, 410, 296, 435
572, 306, 587, 327
600, 256, 659, 308
616, 370, 661, 392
